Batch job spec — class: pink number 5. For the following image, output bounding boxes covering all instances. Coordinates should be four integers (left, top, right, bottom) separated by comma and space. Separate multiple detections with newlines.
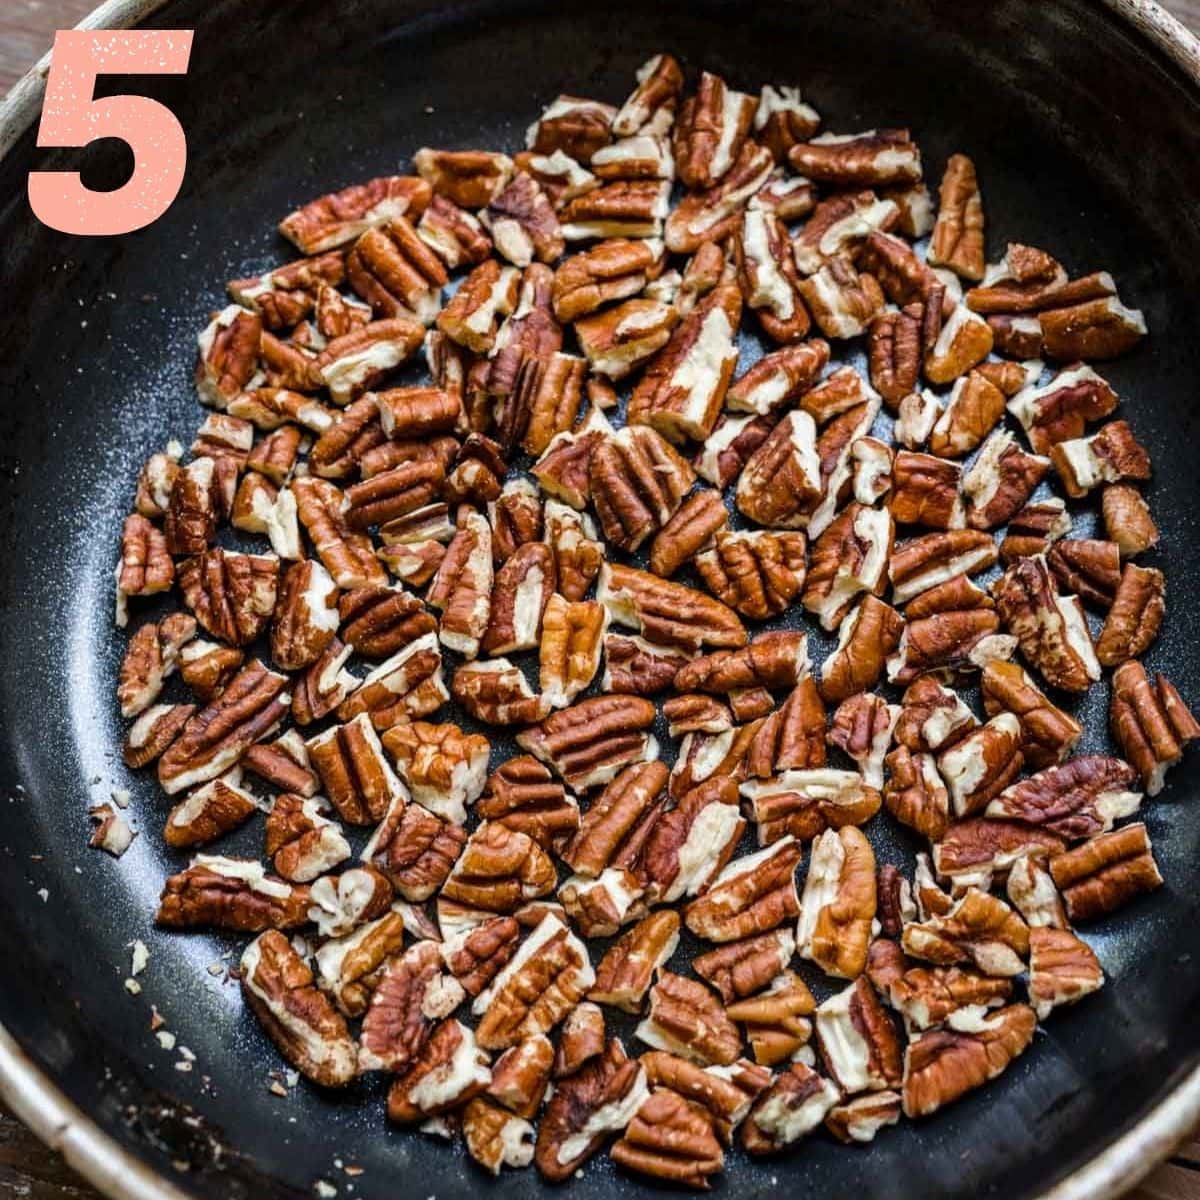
28, 30, 194, 236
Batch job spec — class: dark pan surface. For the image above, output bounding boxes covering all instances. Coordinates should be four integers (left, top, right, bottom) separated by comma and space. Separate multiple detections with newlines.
2, 1, 1200, 1197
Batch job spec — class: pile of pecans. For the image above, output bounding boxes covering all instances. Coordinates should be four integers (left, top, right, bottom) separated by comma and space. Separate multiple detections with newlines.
108, 51, 1198, 1185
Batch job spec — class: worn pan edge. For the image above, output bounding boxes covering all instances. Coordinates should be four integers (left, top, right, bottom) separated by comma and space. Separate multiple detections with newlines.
1, 0, 1200, 1197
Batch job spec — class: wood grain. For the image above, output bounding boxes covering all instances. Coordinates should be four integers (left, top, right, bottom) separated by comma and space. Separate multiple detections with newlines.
2, 2, 1200, 1199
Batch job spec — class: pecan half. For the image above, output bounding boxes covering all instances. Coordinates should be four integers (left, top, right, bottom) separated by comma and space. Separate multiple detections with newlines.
240, 930, 357, 1087
590, 910, 680, 1012
816, 975, 902, 1094
901, 888, 1029, 977
741, 1062, 841, 1155
560, 179, 672, 241
591, 424, 695, 551
1049, 821, 1163, 921
802, 503, 894, 630
928, 154, 984, 280
599, 562, 746, 652
696, 530, 806, 620
789, 129, 921, 187
552, 238, 665, 321
1095, 563, 1165, 667
636, 972, 741, 1066
1102, 484, 1159, 558
610, 1089, 724, 1189
156, 855, 309, 931
734, 410, 821, 528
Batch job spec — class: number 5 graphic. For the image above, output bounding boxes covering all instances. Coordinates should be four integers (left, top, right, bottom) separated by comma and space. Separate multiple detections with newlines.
28, 30, 193, 236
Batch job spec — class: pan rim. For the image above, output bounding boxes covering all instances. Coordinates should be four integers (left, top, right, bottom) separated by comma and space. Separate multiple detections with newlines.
1, 0, 1199, 1197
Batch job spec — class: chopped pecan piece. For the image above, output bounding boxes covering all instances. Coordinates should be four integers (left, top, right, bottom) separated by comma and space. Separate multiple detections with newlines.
362, 793, 465, 901
560, 760, 668, 878
293, 475, 387, 589
599, 562, 746, 652
1050, 419, 1152, 499
413, 147, 514, 207
1005, 855, 1069, 930
526, 94, 616, 161
936, 714, 1024, 819
820, 596, 905, 704
264, 792, 350, 882
279, 175, 430, 254
741, 1062, 840, 1155
346, 217, 447, 323
177, 549, 279, 647
727, 340, 828, 418
628, 284, 743, 442
794, 826, 876, 978
1096, 563, 1165, 667
962, 430, 1050, 530
483, 171, 564, 267
437, 258, 520, 354
475, 756, 579, 849
307, 712, 405, 826
986, 756, 1142, 840
386, 1018, 491, 1123
461, 1098, 535, 1175
901, 888, 1029, 977
1049, 821, 1162, 921
890, 529, 997, 606
1028, 926, 1105, 1020
825, 1091, 902, 1145
816, 976, 902, 1093
828, 693, 899, 789
694, 412, 774, 489
685, 838, 802, 944
441, 821, 556, 917
802, 503, 893, 630
674, 631, 807, 696
117, 612, 195, 717
1111, 660, 1200, 795
451, 659, 550, 727
636, 972, 741, 1066
552, 1002, 606, 1079
789, 129, 921, 187
240, 930, 357, 1087
673, 71, 757, 189
1102, 484, 1158, 557
695, 530, 806, 620
425, 509, 493, 658
164, 772, 258, 849
931, 817, 1065, 895
694, 929, 795, 1005
734, 410, 821, 529
1040, 295, 1147, 361
735, 208, 810, 342
724, 972, 816, 1067
649, 489, 728, 579
889, 451, 964, 530
481, 541, 554, 657
156, 855, 309, 931
534, 1038, 648, 1181
314, 318, 425, 406
981, 660, 1081, 770
1008, 364, 1118, 453
381, 720, 489, 825
590, 424, 695, 551
335, 632, 447, 728
928, 371, 1006, 459
895, 674, 977, 753
538, 594, 606, 708
195, 305, 263, 410
560, 179, 672, 240
487, 1034, 554, 1118
612, 54, 684, 137
797, 255, 885, 340
610, 1089, 724, 1189
924, 301, 993, 385
883, 746, 951, 841
902, 1004, 1036, 1118
928, 154, 984, 280
552, 237, 665, 321
123, 702, 195, 769
157, 661, 290, 794
589, 910, 680, 1013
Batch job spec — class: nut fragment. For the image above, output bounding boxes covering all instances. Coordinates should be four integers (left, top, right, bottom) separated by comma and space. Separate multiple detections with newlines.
591, 425, 695, 551
936, 714, 1024, 819
1095, 563, 1165, 667
928, 154, 984, 280
426, 509, 494, 657
610, 1088, 725, 1188
650, 489, 729, 580
820, 596, 904, 704
883, 747, 951, 842
931, 817, 1065, 895
636, 972, 741, 1066
673, 72, 757, 189
685, 838, 802, 944
590, 910, 681, 1012
740, 1061, 840, 1155
451, 659, 551, 727
981, 660, 1082, 770
386, 1018, 491, 1124
901, 1004, 1036, 1118
1102, 484, 1158, 557
1027, 927, 1105, 1021
442, 822, 557, 917
789, 129, 922, 187
901, 888, 1029, 977
802, 503, 893, 630
696, 530, 806, 619
1110, 660, 1200, 795
816, 976, 902, 1093
600, 562, 747, 652
240, 930, 358, 1087
1048, 822, 1163, 921
157, 855, 309, 931
962, 430, 1050, 530
795, 826, 876, 978
726, 340, 829, 417
280, 175, 431, 254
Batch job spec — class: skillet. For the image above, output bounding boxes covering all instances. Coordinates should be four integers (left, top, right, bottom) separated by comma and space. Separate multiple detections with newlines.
3, 1, 1200, 1197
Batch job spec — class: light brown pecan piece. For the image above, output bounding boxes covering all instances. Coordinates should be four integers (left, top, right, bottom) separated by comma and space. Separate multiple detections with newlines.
992, 555, 1100, 693
935, 714, 1024, 820
346, 217, 447, 323
726, 339, 829, 417
741, 1062, 841, 1155
534, 1039, 648, 1181
163, 771, 258, 849
534, 406, 612, 511
335, 585, 433, 662
887, 606, 1015, 685
1040, 295, 1147, 361
552, 237, 665, 322
1049, 821, 1163, 921
650, 489, 729, 579
928, 154, 985, 280
668, 722, 758, 799
358, 940, 466, 1073
312, 318, 425, 406
986, 755, 1142, 841
734, 410, 821, 529
335, 633, 447, 729
262, 559, 337, 671
123, 702, 195, 769
481, 542, 555, 657
537, 594, 606, 709
867, 310, 922, 407
343, 458, 446, 532
1096, 563, 1165, 668
599, 562, 747, 652
133, 446, 182, 519
997, 497, 1073, 563
176, 549, 279, 647
156, 855, 310, 931
163, 456, 232, 558
475, 756, 579, 849
360, 792, 464, 901
674, 631, 808, 697
240, 930, 357, 1087
279, 175, 430, 254
590, 910, 681, 1013
828, 693, 899, 789
526, 94, 616, 160
1111, 660, 1200, 795
694, 412, 774, 489
726, 973, 816, 1066
889, 529, 996, 607
751, 169, 818, 221
195, 305, 263, 411
742, 764, 884, 844
114, 514, 174, 628
610, 1089, 725, 1188
695, 530, 806, 620
487, 1034, 554, 1118
684, 837, 802, 944
962, 430, 1050, 530
413, 148, 514, 207
636, 972, 741, 1066
439, 821, 556, 918
451, 659, 551, 727
517, 695, 657, 792
307, 394, 384, 480
694, 929, 796, 1005
820, 596, 904, 705
931, 817, 1066, 895
792, 194, 900, 279
487, 479, 542, 563
901, 888, 1029, 977
424, 509, 492, 658
735, 208, 811, 342
789, 128, 921, 187
749, 83, 818, 159
116, 611, 195, 718
559, 179, 672, 240
902, 1004, 1035, 1119
1007, 364, 1118, 453
802, 503, 894, 630
893, 390, 941, 450
981, 660, 1082, 770
157, 660, 289, 794
483, 171, 564, 267
560, 760, 668, 878
306, 712, 406, 826
173, 634, 242, 702
559, 868, 647, 938
386, 1018, 491, 1124
438, 913, 519, 997
437, 258, 520, 354
293, 475, 386, 589
380, 720, 489, 826
416, 193, 493, 269
1050, 419, 1152, 500
883, 746, 951, 842
228, 250, 346, 328
472, 913, 596, 1051
923, 300, 994, 385
1102, 484, 1158, 557
888, 451, 964, 530
672, 71, 757, 189
1028, 926, 1105, 1020
311, 909, 408, 1018
637, 777, 745, 903
794, 825, 876, 978
1005, 853, 1069, 930
928, 371, 1006, 460
460, 1097, 535, 1175
590, 425, 695, 551
628, 283, 743, 442
825, 1091, 902, 1145
263, 791, 349, 882
612, 54, 684, 136
552, 1003, 606, 1079
816, 975, 902, 1094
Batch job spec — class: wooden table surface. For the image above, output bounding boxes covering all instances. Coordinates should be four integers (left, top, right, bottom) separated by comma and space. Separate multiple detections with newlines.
3, 1, 1200, 1197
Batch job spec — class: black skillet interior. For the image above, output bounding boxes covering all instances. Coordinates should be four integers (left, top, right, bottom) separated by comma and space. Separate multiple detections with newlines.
2, 1, 1200, 1197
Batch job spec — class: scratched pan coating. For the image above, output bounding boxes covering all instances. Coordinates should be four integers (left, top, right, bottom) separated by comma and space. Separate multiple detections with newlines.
2, 0, 1200, 1197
